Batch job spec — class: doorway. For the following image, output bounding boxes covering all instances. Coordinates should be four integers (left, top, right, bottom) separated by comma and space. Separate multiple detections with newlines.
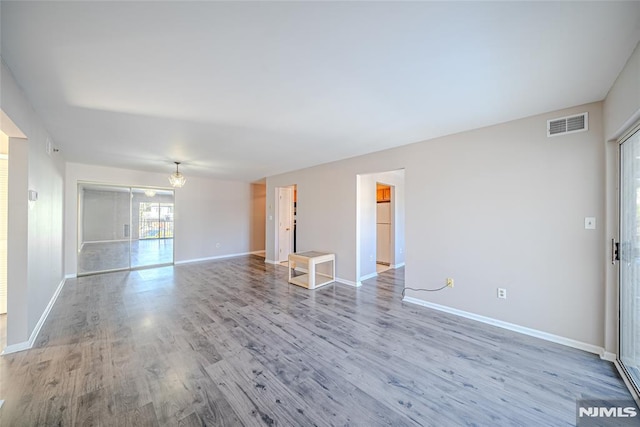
356, 169, 405, 285
376, 183, 393, 274
77, 183, 175, 275
618, 124, 640, 394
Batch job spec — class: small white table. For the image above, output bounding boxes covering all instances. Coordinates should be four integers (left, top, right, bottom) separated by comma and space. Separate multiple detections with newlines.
288, 251, 335, 289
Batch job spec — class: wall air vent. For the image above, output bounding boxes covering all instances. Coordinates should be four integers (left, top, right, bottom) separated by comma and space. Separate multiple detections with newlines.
547, 112, 588, 137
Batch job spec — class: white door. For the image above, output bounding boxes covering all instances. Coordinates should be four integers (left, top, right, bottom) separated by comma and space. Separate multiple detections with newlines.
277, 187, 293, 262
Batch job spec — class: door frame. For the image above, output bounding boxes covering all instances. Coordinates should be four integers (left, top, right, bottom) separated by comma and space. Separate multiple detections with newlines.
375, 181, 395, 267
616, 121, 640, 403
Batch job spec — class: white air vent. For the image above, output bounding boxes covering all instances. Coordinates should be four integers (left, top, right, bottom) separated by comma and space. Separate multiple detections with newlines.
547, 112, 588, 137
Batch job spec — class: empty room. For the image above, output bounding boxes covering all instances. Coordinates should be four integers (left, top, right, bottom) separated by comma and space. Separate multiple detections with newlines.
1, 1, 640, 425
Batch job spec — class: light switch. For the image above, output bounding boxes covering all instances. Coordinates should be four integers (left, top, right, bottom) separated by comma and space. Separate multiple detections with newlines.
585, 217, 596, 230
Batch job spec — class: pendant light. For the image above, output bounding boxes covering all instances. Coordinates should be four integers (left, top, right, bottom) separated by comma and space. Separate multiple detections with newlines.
168, 161, 186, 188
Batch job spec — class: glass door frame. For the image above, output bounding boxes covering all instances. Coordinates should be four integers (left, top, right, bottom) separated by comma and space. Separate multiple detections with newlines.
77, 181, 175, 276
618, 122, 640, 398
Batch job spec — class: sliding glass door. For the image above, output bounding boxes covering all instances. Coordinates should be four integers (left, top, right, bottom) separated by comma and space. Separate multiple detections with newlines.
619, 127, 640, 390
77, 185, 132, 274
131, 188, 174, 269
77, 183, 174, 275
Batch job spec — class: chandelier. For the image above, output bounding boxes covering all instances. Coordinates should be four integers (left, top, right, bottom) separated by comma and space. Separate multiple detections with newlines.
168, 161, 186, 188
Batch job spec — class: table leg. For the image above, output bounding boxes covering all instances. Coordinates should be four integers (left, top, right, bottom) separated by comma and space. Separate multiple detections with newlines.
309, 259, 316, 289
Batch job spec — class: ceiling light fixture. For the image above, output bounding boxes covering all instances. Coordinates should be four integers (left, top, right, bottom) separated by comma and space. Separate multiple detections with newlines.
144, 189, 157, 197
168, 161, 186, 188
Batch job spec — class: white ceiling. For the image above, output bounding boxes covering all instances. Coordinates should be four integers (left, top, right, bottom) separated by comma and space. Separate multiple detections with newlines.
2, 1, 639, 182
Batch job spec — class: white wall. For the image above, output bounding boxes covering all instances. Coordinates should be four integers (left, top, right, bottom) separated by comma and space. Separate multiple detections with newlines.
603, 41, 640, 356
174, 175, 255, 263
357, 174, 376, 280
1, 58, 66, 347
0, 132, 8, 315
65, 163, 260, 275
268, 101, 605, 348
604, 42, 640, 140
403, 102, 604, 348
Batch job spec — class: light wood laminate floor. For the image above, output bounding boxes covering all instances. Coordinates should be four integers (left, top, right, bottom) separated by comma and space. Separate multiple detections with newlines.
0, 255, 633, 426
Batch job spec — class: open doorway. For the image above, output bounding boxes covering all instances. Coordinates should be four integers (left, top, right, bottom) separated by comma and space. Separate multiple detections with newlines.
1, 110, 28, 355
275, 185, 296, 263
356, 169, 405, 286
376, 183, 393, 274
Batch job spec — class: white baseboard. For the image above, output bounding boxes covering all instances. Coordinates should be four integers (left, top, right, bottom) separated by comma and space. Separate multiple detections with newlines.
402, 296, 605, 357
264, 259, 280, 265
600, 350, 617, 362
359, 272, 378, 283
336, 277, 361, 287
175, 251, 264, 265
2, 340, 30, 355
64, 273, 76, 279
83, 238, 129, 244
2, 277, 66, 355
392, 262, 405, 269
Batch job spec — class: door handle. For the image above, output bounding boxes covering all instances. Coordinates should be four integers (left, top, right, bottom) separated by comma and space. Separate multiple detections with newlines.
612, 238, 620, 264
285, 228, 290, 231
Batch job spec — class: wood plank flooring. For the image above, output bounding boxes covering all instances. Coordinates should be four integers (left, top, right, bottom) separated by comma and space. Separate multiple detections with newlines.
0, 255, 633, 426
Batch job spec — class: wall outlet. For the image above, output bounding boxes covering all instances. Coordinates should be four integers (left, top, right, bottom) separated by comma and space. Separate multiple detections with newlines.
497, 288, 507, 299
446, 278, 454, 288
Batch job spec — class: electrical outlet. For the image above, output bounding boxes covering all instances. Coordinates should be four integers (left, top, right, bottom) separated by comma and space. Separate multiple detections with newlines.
497, 288, 507, 299
446, 278, 454, 288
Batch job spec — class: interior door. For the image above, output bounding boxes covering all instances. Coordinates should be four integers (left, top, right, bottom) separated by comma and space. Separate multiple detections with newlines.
277, 187, 293, 262
619, 126, 640, 391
